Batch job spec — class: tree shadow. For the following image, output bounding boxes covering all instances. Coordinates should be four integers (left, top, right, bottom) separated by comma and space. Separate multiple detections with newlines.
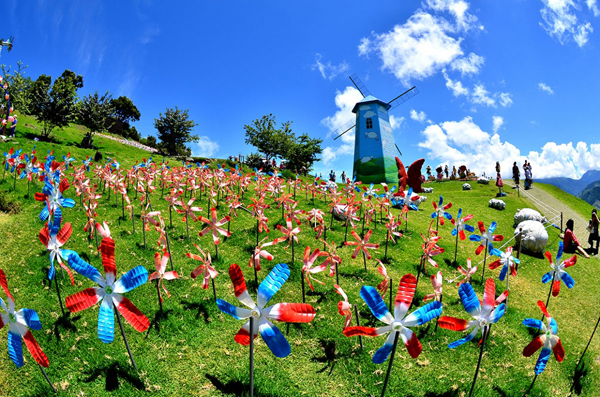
181, 299, 212, 323
52, 312, 81, 343
81, 361, 144, 392
145, 308, 174, 338
205, 374, 278, 397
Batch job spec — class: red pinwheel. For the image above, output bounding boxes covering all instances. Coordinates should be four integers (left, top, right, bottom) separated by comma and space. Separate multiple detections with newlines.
274, 218, 300, 250
38, 207, 75, 285
447, 258, 478, 286
343, 274, 442, 363
176, 197, 203, 239
423, 271, 443, 302
345, 230, 378, 260
522, 301, 565, 375
542, 241, 576, 297
431, 195, 453, 228
0, 270, 50, 369
320, 239, 341, 279
334, 284, 352, 328
216, 263, 316, 358
301, 246, 327, 294
489, 246, 520, 292
164, 188, 183, 227
420, 224, 444, 275
187, 244, 218, 290
198, 207, 231, 257
65, 223, 150, 345
249, 238, 276, 272
375, 260, 390, 298
451, 208, 475, 241
149, 252, 178, 308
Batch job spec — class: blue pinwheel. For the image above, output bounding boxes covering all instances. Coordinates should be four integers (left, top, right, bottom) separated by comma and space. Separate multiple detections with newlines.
431, 196, 453, 226
451, 208, 475, 240
522, 301, 565, 375
469, 221, 504, 256
343, 274, 442, 363
379, 183, 397, 201
64, 224, 149, 343
542, 241, 577, 297
34, 173, 75, 221
62, 152, 75, 170
346, 175, 362, 194
82, 156, 92, 172
439, 279, 506, 348
217, 263, 316, 358
19, 154, 38, 181
38, 207, 76, 285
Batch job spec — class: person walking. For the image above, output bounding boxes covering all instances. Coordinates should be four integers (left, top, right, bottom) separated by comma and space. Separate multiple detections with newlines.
588, 209, 600, 254
512, 161, 520, 187
444, 164, 449, 179
341, 171, 346, 183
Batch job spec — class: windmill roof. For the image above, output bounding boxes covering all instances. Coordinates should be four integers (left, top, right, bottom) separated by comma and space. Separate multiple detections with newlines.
352, 95, 391, 113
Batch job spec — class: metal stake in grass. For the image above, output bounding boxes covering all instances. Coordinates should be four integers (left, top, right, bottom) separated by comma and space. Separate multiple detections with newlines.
142, 217, 147, 249
115, 309, 138, 371
353, 304, 363, 351
54, 277, 65, 317
165, 230, 174, 271
468, 327, 489, 397
38, 363, 57, 393
541, 281, 553, 323
156, 279, 163, 313
249, 315, 255, 397
380, 331, 400, 397
480, 244, 489, 284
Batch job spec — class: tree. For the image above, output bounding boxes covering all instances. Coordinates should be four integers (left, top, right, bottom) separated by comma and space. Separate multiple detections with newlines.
285, 133, 323, 174
78, 91, 113, 148
244, 114, 293, 163
154, 107, 198, 156
29, 73, 79, 139
56, 69, 84, 90
146, 135, 157, 148
110, 96, 141, 124
1, 61, 33, 114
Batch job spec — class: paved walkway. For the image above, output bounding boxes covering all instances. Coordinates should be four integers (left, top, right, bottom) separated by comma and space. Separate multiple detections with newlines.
505, 181, 589, 239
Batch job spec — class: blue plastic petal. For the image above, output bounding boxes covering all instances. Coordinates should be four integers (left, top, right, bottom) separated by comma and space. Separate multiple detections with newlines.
522, 318, 544, 330
488, 221, 497, 234
51, 207, 63, 235
561, 272, 575, 289
8, 330, 23, 367
259, 318, 291, 358
542, 271, 554, 284
448, 328, 478, 349
451, 228, 458, 236
113, 266, 148, 294
557, 241, 564, 261
469, 235, 482, 242
490, 303, 506, 323
47, 263, 55, 281
97, 298, 115, 344
464, 224, 475, 233
457, 208, 462, 219
458, 283, 480, 316
550, 318, 558, 334
373, 332, 396, 364
62, 198, 75, 208
216, 299, 249, 320
258, 263, 290, 308
39, 204, 50, 222
431, 213, 438, 219
359, 285, 392, 324
499, 264, 507, 281
404, 301, 442, 326
63, 250, 103, 284
21, 308, 42, 330
443, 212, 453, 220
535, 348, 551, 375
438, 196, 443, 206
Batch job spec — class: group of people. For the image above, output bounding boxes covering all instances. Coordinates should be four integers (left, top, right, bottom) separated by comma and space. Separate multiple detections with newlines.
560, 209, 600, 258
327, 170, 346, 183
512, 160, 533, 190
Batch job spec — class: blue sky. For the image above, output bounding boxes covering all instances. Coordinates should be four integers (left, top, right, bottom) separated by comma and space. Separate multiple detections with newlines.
4, 0, 600, 179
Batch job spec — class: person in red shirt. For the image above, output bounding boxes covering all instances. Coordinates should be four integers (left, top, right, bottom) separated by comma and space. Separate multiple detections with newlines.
561, 219, 590, 258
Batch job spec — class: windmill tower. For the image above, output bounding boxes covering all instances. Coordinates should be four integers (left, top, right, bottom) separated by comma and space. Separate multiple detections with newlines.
333, 74, 419, 184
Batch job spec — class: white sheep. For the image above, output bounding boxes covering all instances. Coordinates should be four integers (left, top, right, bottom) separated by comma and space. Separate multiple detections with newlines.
489, 198, 506, 210
462, 183, 471, 190
513, 208, 547, 228
514, 220, 549, 253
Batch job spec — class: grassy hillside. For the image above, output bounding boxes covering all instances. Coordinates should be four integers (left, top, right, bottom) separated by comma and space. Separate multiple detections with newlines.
1, 121, 600, 396
535, 182, 596, 220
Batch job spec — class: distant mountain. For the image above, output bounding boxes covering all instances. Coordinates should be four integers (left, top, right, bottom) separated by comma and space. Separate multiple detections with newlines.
537, 169, 600, 196
578, 179, 600, 209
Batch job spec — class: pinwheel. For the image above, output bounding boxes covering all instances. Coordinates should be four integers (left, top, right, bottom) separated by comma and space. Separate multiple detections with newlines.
320, 239, 342, 284
431, 195, 453, 231
63, 152, 76, 170
164, 188, 183, 227
198, 207, 231, 258
375, 260, 390, 299
383, 213, 402, 260
2, 147, 15, 177
64, 223, 149, 369
450, 208, 475, 262
83, 201, 98, 239
541, 241, 577, 311
19, 153, 39, 197
423, 271, 443, 303
283, 201, 305, 226
522, 301, 565, 393
363, 183, 380, 201
438, 279, 506, 397
307, 208, 325, 239
216, 263, 316, 395
249, 238, 276, 274
396, 187, 419, 232
447, 258, 478, 286
176, 197, 203, 239
345, 230, 379, 271
274, 218, 300, 265
418, 224, 444, 282
341, 201, 360, 243
301, 246, 327, 302
148, 252, 178, 311
187, 244, 218, 299
343, 274, 442, 396
82, 156, 92, 172
379, 183, 397, 202
345, 176, 362, 197
469, 221, 504, 281
35, 173, 75, 221
489, 247, 520, 301
333, 284, 352, 328
0, 270, 56, 391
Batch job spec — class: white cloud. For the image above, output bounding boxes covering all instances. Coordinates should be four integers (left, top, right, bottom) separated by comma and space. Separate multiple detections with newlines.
390, 115, 405, 130
442, 70, 469, 96
499, 92, 513, 107
472, 84, 496, 107
410, 109, 428, 123
424, 0, 480, 31
358, 12, 468, 85
312, 53, 350, 80
450, 53, 485, 75
538, 82, 554, 94
540, 0, 594, 47
418, 116, 600, 178
588, 0, 600, 16
492, 116, 504, 133
192, 136, 219, 157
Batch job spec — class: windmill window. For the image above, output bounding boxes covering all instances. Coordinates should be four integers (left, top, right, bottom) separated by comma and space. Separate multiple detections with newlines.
366, 118, 373, 129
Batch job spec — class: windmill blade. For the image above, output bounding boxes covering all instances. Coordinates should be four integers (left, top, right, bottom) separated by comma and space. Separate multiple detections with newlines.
388, 86, 419, 111
332, 119, 356, 141
349, 74, 371, 98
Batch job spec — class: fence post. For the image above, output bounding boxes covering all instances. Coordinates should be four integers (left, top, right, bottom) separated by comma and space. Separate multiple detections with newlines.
560, 212, 563, 232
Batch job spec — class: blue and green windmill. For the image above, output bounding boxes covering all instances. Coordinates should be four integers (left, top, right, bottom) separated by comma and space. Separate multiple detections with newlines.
333, 74, 419, 184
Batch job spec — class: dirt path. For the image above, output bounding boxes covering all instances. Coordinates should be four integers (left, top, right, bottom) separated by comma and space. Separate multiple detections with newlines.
505, 181, 589, 239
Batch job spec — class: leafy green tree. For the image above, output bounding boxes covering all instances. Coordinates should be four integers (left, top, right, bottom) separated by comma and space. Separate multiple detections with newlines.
154, 106, 198, 156
285, 133, 323, 174
146, 135, 157, 148
110, 95, 141, 124
56, 69, 84, 90
78, 91, 113, 148
244, 114, 293, 163
29, 73, 79, 139
1, 61, 32, 114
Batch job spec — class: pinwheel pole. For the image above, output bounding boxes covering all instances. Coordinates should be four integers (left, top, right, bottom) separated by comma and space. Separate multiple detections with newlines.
541, 281, 554, 322
469, 328, 489, 397
54, 277, 66, 317
454, 231, 459, 263
38, 363, 57, 392
353, 304, 363, 351
480, 244, 489, 284
249, 316, 255, 397
381, 331, 400, 397
142, 217, 147, 249
115, 309, 139, 371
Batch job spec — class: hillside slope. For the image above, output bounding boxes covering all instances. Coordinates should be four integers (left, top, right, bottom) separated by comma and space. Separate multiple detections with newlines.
537, 169, 600, 196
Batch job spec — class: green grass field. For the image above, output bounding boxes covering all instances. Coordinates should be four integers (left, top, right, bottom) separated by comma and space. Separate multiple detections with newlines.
1, 122, 600, 396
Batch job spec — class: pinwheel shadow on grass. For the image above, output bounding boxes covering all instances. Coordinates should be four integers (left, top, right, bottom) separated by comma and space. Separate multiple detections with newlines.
404, 390, 460, 397
310, 338, 356, 376
571, 362, 590, 396
81, 360, 145, 392
180, 299, 214, 324
205, 374, 279, 397
51, 312, 82, 343
144, 308, 174, 338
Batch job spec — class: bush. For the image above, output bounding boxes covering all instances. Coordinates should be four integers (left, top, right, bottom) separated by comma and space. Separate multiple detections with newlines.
245, 152, 262, 170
